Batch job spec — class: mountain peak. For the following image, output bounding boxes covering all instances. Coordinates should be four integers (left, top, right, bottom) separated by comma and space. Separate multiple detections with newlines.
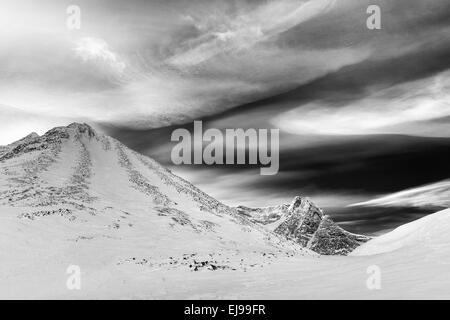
66, 122, 97, 137
0, 123, 98, 162
41, 122, 97, 142
288, 196, 323, 217
26, 132, 40, 139
236, 196, 370, 255
7, 132, 40, 147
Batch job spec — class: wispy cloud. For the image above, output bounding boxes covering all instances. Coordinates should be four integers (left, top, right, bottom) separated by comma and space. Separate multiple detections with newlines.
74, 37, 127, 76
273, 70, 450, 137
351, 179, 450, 209
167, 0, 337, 67
0, 0, 370, 139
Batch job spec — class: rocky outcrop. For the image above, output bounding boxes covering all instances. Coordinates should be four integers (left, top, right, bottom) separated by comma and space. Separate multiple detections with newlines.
237, 196, 370, 255
0, 132, 41, 160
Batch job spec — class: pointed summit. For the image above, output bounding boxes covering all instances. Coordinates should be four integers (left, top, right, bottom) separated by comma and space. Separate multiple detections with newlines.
67, 122, 96, 134
6, 132, 40, 147
0, 131, 43, 161
1, 123, 100, 162
59, 122, 97, 138
288, 196, 323, 218
236, 196, 370, 255
26, 132, 40, 139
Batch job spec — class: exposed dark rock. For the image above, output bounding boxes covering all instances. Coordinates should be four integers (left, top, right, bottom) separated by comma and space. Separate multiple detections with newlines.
0, 123, 96, 162
236, 196, 370, 255
309, 216, 370, 255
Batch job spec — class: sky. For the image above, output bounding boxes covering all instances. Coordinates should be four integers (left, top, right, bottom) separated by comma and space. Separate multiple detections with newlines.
1, 0, 450, 234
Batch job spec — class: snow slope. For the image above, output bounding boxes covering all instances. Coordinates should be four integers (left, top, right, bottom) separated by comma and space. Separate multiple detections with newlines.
352, 208, 450, 256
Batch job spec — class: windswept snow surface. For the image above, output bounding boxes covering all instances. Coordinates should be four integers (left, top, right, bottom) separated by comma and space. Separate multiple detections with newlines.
1, 124, 450, 299
352, 208, 450, 256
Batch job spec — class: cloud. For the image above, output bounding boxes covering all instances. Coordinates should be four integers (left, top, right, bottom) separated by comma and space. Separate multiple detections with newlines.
273, 70, 450, 137
166, 0, 337, 67
6, 0, 448, 136
351, 179, 450, 209
74, 37, 127, 76
0, 0, 372, 136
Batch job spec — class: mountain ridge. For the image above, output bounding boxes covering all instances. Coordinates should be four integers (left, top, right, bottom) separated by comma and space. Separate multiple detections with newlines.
1, 122, 300, 272
0, 123, 367, 256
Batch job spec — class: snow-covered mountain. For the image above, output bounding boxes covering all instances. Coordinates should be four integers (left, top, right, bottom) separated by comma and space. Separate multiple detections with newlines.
0, 122, 365, 255
2, 123, 449, 299
0, 123, 358, 298
237, 197, 369, 255
0, 123, 302, 264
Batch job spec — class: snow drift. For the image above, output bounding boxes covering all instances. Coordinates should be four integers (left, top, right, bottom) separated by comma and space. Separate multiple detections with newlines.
352, 208, 450, 256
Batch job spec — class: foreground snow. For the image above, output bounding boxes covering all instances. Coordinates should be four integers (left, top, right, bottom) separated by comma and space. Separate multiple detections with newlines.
2, 206, 450, 299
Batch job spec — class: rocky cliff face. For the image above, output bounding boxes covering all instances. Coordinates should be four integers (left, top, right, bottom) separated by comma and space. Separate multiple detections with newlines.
237, 196, 370, 255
